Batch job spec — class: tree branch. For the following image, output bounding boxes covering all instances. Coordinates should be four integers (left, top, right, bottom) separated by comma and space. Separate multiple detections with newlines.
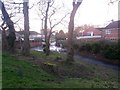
51, 13, 69, 30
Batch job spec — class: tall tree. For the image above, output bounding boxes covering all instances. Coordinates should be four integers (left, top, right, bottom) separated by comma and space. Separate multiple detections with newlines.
43, 0, 50, 55
66, 0, 83, 64
1, 21, 8, 51
0, 0, 16, 52
38, 0, 68, 56
22, 0, 30, 55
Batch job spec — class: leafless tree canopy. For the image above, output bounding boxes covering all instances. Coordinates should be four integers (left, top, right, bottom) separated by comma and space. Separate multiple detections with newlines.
37, 0, 69, 55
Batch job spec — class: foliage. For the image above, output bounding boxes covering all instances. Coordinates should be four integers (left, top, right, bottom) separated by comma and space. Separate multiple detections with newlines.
31, 51, 65, 60
91, 42, 101, 54
77, 42, 92, 52
102, 45, 119, 60
55, 30, 66, 47
73, 40, 120, 60
55, 30, 66, 41
73, 43, 79, 50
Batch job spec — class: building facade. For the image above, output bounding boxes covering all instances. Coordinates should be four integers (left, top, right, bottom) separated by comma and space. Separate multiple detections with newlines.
76, 20, 120, 42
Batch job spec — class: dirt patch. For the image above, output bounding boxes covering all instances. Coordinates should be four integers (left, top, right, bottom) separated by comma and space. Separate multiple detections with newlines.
40, 61, 95, 79
58, 64, 94, 78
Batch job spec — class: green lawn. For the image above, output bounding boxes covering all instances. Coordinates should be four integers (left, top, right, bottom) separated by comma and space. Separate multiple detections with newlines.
2, 52, 119, 88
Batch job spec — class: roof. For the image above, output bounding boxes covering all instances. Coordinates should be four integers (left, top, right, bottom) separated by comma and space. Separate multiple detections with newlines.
95, 27, 106, 31
76, 36, 102, 39
17, 31, 40, 35
105, 20, 120, 29
30, 31, 40, 35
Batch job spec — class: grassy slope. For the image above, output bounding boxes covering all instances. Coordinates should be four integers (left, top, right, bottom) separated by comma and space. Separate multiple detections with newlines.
2, 52, 58, 88
2, 52, 119, 88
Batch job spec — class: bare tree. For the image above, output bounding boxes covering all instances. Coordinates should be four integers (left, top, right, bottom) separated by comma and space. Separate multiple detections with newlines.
37, 0, 69, 55
0, 21, 8, 51
0, 0, 16, 52
22, 0, 30, 56
66, 0, 83, 64
0, 0, 24, 52
48, 12, 69, 42
44, 1, 50, 55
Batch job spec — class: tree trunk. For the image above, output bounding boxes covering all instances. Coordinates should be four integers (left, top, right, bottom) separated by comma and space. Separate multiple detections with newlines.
0, 1, 16, 53
22, 1, 30, 56
2, 27, 8, 51
66, 2, 81, 64
44, 2, 50, 56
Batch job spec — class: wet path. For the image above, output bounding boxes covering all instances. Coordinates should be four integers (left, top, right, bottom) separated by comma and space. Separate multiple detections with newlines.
74, 54, 120, 71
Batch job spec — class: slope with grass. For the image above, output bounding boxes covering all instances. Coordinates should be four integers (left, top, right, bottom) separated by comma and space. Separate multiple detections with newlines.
2, 52, 119, 88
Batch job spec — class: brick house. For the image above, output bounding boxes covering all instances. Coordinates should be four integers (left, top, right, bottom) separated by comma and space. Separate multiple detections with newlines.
76, 20, 120, 42
76, 26, 102, 41
15, 31, 43, 48
100, 20, 120, 41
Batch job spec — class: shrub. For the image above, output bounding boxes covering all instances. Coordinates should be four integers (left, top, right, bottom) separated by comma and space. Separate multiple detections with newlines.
118, 40, 120, 59
79, 44, 86, 52
74, 40, 119, 60
73, 44, 79, 50
102, 45, 119, 60
84, 43, 92, 52
91, 42, 101, 54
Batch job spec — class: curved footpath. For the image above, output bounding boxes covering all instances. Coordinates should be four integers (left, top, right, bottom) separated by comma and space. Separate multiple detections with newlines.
74, 54, 120, 71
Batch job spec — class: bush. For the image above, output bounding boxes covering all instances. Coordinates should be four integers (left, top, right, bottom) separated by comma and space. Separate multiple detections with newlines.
79, 45, 85, 51
100, 41, 119, 60
102, 45, 118, 60
73, 44, 79, 50
91, 42, 101, 54
73, 40, 119, 60
84, 43, 92, 52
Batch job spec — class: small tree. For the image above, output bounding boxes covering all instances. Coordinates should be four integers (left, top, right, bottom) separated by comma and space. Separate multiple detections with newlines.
66, 0, 83, 64
55, 30, 66, 46
55, 30, 66, 40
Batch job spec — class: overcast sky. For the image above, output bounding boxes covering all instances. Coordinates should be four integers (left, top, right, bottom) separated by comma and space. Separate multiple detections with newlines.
0, 0, 119, 33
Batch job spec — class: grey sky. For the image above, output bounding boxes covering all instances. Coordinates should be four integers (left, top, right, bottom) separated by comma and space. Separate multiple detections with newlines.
0, 0, 119, 33
29, 0, 119, 33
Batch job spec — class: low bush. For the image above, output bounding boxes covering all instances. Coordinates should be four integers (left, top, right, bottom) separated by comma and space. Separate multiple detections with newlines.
74, 40, 119, 60
91, 42, 101, 54
102, 45, 119, 60
77, 42, 92, 52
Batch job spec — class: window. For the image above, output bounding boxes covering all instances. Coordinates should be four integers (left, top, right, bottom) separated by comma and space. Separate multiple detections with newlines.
105, 29, 111, 34
87, 32, 94, 36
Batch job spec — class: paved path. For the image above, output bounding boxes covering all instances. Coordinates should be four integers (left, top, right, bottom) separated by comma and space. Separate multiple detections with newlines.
74, 54, 120, 71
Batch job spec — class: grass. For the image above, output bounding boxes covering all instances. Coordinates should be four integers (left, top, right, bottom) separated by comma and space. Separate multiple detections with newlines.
2, 52, 119, 88
31, 51, 65, 60
2, 52, 57, 88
